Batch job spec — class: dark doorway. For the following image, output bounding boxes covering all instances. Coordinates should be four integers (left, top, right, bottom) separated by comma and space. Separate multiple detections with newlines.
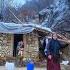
38, 37, 46, 61
13, 34, 23, 57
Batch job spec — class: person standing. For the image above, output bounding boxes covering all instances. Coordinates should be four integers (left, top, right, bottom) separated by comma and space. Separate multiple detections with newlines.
17, 40, 24, 66
17, 40, 24, 55
44, 32, 62, 70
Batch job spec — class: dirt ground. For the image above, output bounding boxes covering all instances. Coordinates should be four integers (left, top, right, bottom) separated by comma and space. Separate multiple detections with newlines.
0, 65, 70, 70
0, 66, 46, 70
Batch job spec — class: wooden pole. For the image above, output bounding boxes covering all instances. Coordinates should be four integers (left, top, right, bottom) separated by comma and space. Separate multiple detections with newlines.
8, 9, 23, 24
47, 36, 70, 43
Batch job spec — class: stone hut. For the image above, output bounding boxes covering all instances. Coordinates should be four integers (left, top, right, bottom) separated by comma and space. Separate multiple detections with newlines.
0, 22, 51, 62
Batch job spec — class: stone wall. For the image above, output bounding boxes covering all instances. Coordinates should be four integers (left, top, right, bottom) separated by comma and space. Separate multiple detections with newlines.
61, 44, 70, 61
0, 33, 13, 57
23, 34, 39, 61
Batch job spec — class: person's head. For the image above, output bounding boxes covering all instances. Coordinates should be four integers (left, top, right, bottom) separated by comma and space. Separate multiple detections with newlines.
51, 32, 57, 40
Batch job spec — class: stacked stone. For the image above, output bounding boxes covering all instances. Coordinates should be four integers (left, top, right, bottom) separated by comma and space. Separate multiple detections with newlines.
23, 34, 39, 61
0, 33, 13, 57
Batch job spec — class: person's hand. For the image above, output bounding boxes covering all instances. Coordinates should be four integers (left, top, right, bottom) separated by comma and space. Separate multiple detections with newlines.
48, 55, 52, 59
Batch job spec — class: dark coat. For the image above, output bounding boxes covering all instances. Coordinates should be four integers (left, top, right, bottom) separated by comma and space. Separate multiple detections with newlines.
43, 38, 69, 57
48, 39, 61, 56
43, 38, 62, 57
